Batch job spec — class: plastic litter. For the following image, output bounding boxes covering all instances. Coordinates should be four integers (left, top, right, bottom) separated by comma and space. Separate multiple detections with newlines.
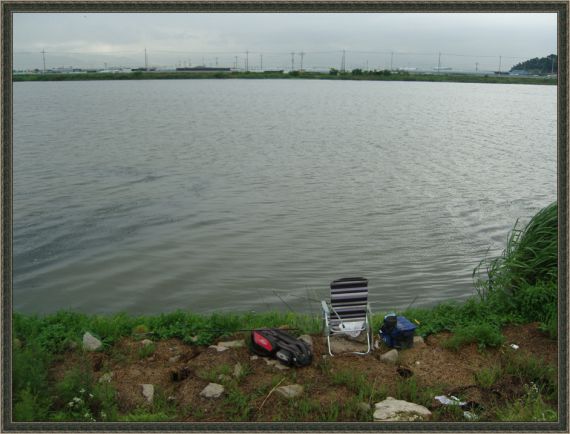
463, 411, 479, 421
435, 395, 466, 406
510, 344, 519, 350
340, 321, 365, 338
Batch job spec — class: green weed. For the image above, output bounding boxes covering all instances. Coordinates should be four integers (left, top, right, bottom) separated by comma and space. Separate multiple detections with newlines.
442, 323, 504, 350
495, 383, 557, 421
13, 388, 50, 421
119, 410, 174, 422
137, 343, 156, 359
501, 352, 557, 400
474, 366, 503, 389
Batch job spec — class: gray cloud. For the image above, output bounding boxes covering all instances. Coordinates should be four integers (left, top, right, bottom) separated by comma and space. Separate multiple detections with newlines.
13, 13, 557, 71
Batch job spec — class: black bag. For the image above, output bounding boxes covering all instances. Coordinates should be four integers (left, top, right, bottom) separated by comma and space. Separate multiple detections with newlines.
250, 328, 313, 367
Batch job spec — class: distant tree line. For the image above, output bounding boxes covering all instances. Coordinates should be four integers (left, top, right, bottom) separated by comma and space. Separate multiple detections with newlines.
510, 54, 557, 74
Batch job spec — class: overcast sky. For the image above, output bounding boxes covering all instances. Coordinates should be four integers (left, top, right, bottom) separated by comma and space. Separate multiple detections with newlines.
13, 13, 557, 72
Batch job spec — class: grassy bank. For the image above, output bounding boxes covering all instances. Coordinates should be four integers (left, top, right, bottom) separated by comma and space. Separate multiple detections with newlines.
13, 70, 557, 86
12, 202, 558, 423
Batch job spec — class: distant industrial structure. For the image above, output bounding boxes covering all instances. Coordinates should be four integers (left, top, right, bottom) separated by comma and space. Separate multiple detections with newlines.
175, 66, 231, 72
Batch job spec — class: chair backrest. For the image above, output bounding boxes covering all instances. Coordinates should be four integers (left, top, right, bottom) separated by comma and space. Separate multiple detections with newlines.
330, 277, 369, 323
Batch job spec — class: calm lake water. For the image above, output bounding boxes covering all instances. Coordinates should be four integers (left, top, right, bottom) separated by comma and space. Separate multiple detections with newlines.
13, 79, 557, 315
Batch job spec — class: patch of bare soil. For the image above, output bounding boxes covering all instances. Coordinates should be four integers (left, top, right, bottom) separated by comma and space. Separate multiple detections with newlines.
49, 323, 558, 422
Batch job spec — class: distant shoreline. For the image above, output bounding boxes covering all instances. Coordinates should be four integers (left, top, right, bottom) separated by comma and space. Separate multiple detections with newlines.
12, 70, 557, 85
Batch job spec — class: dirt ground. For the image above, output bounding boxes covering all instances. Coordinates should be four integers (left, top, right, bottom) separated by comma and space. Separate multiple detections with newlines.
49, 322, 557, 422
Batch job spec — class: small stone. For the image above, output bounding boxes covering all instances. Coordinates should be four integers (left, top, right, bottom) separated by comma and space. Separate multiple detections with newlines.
200, 383, 225, 399
413, 336, 426, 347
299, 335, 313, 349
415, 361, 421, 365
82, 332, 103, 351
169, 347, 178, 352
167, 395, 176, 402
217, 374, 231, 382
217, 340, 245, 349
358, 402, 372, 412
98, 372, 113, 383
141, 339, 153, 346
380, 349, 399, 364
141, 384, 154, 404
147, 356, 155, 362
250, 355, 259, 360
275, 384, 304, 399
208, 345, 229, 352
265, 358, 290, 370
190, 336, 199, 343
233, 363, 243, 378
373, 397, 432, 421
169, 355, 181, 363
374, 339, 380, 350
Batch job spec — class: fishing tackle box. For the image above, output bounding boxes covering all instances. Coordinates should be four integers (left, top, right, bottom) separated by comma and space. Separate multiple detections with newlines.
250, 328, 313, 367
379, 314, 417, 349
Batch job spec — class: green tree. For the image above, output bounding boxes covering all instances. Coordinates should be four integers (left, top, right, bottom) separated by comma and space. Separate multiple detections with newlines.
510, 54, 557, 74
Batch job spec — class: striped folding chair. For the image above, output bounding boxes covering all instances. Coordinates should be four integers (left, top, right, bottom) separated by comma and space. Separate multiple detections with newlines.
321, 277, 372, 356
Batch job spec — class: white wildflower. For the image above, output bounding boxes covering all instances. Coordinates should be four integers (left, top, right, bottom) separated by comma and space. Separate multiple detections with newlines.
89, 393, 94, 398
67, 402, 74, 407
79, 388, 85, 394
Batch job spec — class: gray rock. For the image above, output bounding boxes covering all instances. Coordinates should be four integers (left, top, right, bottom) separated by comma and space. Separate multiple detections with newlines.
141, 384, 154, 404
233, 363, 243, 378
380, 349, 399, 364
98, 372, 113, 383
82, 332, 103, 351
373, 397, 432, 421
275, 384, 304, 399
169, 355, 181, 363
200, 383, 225, 399
413, 336, 426, 347
299, 335, 313, 349
264, 358, 290, 370
217, 340, 245, 349
141, 339, 153, 346
208, 345, 229, 352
